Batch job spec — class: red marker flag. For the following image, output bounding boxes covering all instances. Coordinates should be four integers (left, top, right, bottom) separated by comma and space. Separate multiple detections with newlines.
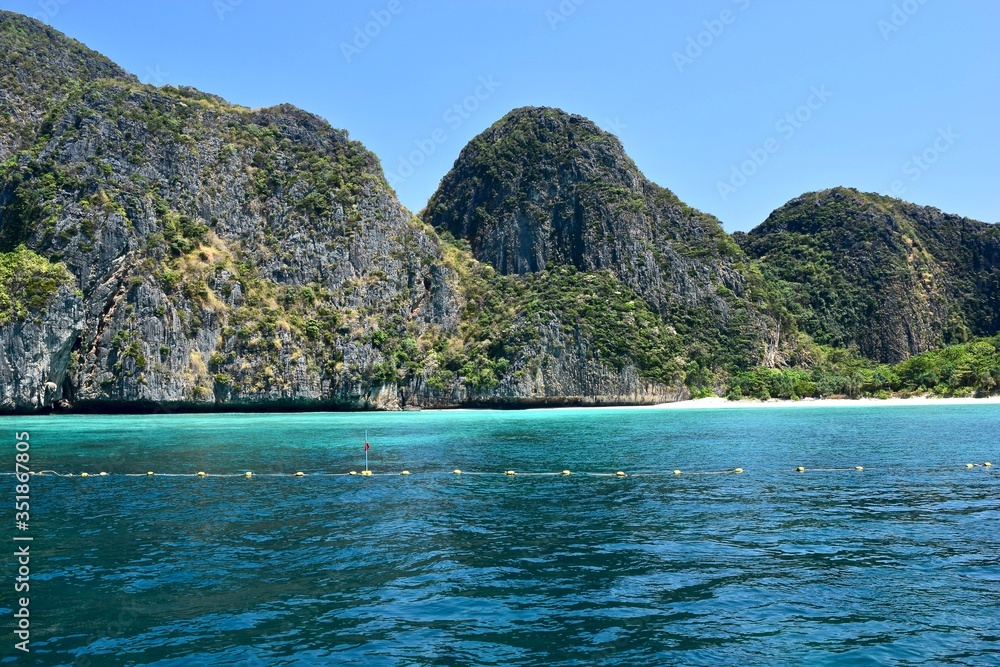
364, 441, 370, 452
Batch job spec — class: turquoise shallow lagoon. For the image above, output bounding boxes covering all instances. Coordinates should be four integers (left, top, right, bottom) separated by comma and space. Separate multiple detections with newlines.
2, 404, 999, 665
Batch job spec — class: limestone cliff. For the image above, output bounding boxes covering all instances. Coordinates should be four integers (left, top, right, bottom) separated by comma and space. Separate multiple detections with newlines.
0, 11, 689, 412
740, 187, 1000, 363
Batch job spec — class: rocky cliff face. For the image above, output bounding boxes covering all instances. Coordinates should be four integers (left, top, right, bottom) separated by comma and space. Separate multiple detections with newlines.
0, 283, 83, 411
423, 107, 747, 314
0, 14, 133, 160
0, 71, 461, 411
740, 187, 1000, 363
0, 12, 688, 412
424, 107, 790, 373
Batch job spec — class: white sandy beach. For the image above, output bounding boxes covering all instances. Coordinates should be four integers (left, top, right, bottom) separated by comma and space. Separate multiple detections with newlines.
651, 395, 1000, 410
489, 394, 1000, 414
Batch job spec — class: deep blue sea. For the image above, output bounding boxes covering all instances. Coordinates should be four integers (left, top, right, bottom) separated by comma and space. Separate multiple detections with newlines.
2, 403, 999, 666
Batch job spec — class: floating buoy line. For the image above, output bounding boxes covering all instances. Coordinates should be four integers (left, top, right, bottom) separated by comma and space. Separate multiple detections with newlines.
3, 464, 994, 479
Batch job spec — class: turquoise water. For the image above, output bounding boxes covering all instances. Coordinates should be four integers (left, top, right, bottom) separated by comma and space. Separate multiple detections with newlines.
2, 404, 999, 666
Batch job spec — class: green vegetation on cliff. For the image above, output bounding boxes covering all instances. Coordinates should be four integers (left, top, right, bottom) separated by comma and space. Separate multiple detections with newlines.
0, 12, 132, 158
0, 245, 71, 324
730, 336, 1000, 400
460, 263, 685, 385
740, 187, 1000, 363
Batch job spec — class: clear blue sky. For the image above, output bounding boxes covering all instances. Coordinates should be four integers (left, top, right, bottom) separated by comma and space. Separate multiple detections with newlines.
4, 0, 997, 230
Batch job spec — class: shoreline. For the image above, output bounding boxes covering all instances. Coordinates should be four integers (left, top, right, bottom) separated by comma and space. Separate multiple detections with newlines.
511, 394, 1000, 413
647, 395, 1000, 410
2, 394, 999, 418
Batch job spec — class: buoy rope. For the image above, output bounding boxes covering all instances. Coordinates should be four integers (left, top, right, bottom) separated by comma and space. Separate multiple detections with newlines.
3, 464, 993, 479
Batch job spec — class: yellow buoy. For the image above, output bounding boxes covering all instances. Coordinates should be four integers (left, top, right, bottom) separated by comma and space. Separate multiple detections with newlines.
80, 472, 89, 477
966, 464, 975, 468
294, 471, 305, 477
197, 471, 206, 477
505, 470, 516, 476
99, 472, 108, 476
984, 462, 993, 467
361, 470, 373, 476
147, 471, 154, 476
453, 469, 462, 475
562, 470, 571, 475
796, 467, 805, 472
244, 471, 253, 478
673, 470, 682, 475
616, 471, 626, 477
855, 466, 864, 471
734, 468, 744, 473
349, 471, 358, 476
400, 471, 410, 475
